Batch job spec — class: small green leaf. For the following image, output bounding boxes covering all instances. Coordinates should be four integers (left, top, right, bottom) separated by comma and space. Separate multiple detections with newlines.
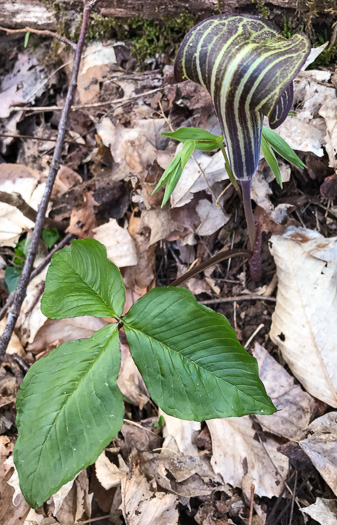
163, 127, 224, 151
261, 134, 283, 188
5, 267, 21, 293
124, 287, 276, 421
153, 139, 195, 206
14, 325, 124, 509
41, 239, 125, 319
262, 127, 306, 169
42, 228, 60, 249
154, 415, 165, 428
24, 31, 30, 48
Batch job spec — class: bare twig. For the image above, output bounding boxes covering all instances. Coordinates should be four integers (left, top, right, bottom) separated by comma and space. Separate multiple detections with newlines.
0, 1, 96, 364
0, 133, 92, 148
10, 86, 168, 113
0, 191, 65, 230
170, 248, 251, 287
248, 483, 255, 525
0, 25, 76, 50
201, 295, 276, 305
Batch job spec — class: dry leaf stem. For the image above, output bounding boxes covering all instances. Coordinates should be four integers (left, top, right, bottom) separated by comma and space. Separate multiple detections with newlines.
170, 248, 251, 287
0, 0, 97, 364
0, 25, 76, 49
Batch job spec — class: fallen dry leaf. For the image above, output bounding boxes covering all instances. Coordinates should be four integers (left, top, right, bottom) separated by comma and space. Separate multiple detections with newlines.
161, 410, 201, 456
253, 343, 317, 440
93, 218, 138, 268
300, 412, 337, 496
207, 417, 289, 498
27, 316, 108, 355
95, 451, 128, 490
171, 149, 228, 208
120, 468, 179, 524
123, 212, 156, 292
196, 199, 229, 236
17, 267, 48, 346
117, 342, 149, 408
0, 163, 42, 246
270, 226, 337, 407
277, 70, 334, 158
66, 191, 98, 238
141, 208, 184, 245
301, 497, 337, 524
0, 53, 47, 118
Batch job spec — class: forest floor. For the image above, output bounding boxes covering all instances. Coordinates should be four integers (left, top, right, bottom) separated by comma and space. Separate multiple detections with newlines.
0, 20, 337, 525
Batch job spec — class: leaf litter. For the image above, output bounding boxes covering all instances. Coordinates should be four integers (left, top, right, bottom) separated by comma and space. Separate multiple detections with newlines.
0, 25, 336, 525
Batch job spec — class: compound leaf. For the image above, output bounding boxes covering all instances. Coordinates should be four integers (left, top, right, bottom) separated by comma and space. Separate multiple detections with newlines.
41, 238, 125, 319
123, 287, 276, 421
14, 325, 124, 508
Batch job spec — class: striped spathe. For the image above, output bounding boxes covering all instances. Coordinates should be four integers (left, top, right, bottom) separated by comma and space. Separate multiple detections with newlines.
175, 15, 310, 180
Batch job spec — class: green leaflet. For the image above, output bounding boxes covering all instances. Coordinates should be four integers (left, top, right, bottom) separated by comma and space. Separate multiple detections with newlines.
124, 287, 276, 421
14, 325, 124, 508
153, 139, 195, 206
162, 128, 224, 151
262, 126, 306, 169
41, 239, 125, 319
261, 134, 282, 188
175, 15, 310, 180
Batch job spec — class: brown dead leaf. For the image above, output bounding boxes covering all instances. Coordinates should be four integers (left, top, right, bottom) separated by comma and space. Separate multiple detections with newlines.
66, 191, 98, 238
301, 498, 337, 524
141, 208, 184, 245
300, 412, 337, 496
123, 212, 156, 292
117, 342, 149, 408
161, 411, 201, 456
0, 163, 42, 246
0, 53, 47, 118
27, 316, 107, 355
120, 468, 179, 524
52, 166, 82, 197
95, 451, 128, 491
93, 218, 138, 268
207, 417, 289, 498
196, 199, 229, 237
253, 343, 317, 440
17, 268, 48, 346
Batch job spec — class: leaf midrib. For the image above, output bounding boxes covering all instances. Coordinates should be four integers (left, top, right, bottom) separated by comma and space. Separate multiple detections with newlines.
125, 325, 271, 408
27, 326, 117, 499
62, 258, 119, 318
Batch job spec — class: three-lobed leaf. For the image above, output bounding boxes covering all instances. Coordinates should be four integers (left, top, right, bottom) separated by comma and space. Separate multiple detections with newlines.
15, 239, 276, 509
41, 238, 125, 319
124, 287, 276, 420
14, 324, 124, 508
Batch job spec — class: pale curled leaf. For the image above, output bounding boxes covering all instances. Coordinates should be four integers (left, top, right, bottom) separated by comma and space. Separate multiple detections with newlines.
300, 412, 337, 496
124, 287, 275, 421
14, 325, 124, 508
301, 498, 337, 524
253, 343, 316, 440
41, 239, 126, 319
121, 468, 179, 525
207, 417, 289, 498
270, 227, 337, 407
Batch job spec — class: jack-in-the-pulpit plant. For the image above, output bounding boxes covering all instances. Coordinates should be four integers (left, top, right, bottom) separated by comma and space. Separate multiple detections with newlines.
14, 239, 276, 508
173, 14, 310, 247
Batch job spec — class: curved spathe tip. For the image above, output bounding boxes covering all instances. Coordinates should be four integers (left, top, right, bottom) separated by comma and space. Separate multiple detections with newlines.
174, 14, 310, 179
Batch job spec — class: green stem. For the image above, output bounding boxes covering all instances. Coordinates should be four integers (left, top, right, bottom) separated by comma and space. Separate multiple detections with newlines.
220, 143, 241, 198
240, 179, 256, 250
